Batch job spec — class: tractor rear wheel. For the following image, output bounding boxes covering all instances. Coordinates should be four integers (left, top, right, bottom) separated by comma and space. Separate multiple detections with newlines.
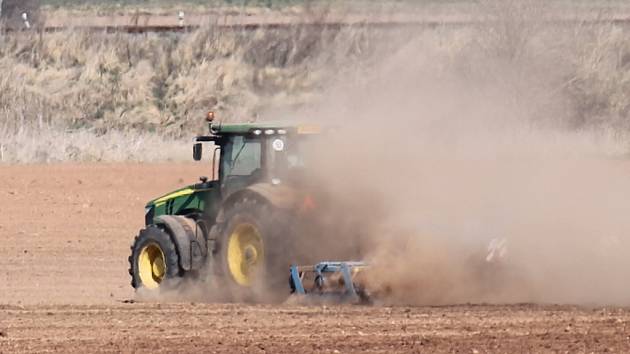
212, 198, 289, 302
129, 226, 181, 290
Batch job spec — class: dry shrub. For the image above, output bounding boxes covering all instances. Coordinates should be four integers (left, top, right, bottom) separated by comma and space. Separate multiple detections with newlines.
0, 122, 189, 163
0, 1, 629, 164
0, 18, 370, 130
566, 25, 630, 130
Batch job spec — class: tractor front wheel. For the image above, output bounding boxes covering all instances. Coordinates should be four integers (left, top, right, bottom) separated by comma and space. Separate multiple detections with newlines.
129, 226, 181, 290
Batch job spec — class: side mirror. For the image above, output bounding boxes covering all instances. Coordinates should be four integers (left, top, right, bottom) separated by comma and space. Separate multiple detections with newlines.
193, 143, 203, 161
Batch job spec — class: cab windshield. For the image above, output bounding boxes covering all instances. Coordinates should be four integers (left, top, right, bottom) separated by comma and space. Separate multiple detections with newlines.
220, 135, 263, 193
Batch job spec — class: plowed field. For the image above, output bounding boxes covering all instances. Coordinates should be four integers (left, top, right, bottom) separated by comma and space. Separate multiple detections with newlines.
1, 164, 629, 353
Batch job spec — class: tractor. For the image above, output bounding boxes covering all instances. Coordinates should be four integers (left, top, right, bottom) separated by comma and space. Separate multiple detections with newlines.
128, 114, 362, 301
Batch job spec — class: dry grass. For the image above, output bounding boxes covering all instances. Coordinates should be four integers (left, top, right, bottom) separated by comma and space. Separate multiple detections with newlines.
0, 125, 190, 163
0, 22, 369, 131
0, 1, 629, 163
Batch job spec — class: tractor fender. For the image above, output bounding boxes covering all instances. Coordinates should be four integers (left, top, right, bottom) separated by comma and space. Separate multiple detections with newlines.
155, 215, 207, 271
215, 183, 298, 223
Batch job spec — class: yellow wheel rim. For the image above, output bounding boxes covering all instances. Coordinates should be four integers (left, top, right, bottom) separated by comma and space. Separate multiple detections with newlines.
227, 223, 264, 286
138, 243, 166, 289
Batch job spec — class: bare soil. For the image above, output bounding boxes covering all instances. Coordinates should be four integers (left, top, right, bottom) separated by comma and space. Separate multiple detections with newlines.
1, 163, 630, 353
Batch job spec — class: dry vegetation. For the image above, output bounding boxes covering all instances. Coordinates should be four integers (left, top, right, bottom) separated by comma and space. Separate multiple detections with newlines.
0, 19, 373, 162
0, 0, 629, 163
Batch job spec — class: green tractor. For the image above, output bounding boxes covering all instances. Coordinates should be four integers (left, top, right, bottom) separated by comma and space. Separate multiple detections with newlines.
128, 115, 329, 300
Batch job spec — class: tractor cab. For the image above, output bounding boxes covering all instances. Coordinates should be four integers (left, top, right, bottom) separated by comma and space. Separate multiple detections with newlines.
192, 116, 321, 199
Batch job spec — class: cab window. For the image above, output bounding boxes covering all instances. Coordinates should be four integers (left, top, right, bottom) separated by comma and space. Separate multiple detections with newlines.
221, 136, 263, 192
226, 136, 261, 176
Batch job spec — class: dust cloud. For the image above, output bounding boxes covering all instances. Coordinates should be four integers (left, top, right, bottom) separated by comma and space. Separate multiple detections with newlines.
284, 10, 630, 306
139, 3, 630, 306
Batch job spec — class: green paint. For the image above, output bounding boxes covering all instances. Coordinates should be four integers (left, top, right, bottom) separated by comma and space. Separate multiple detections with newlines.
146, 183, 219, 224
212, 122, 309, 134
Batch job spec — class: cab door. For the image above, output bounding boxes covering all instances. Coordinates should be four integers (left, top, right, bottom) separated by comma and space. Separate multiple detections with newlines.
219, 135, 265, 198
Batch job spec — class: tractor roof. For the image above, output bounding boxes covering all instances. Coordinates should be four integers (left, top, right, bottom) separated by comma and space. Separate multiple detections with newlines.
211, 122, 321, 135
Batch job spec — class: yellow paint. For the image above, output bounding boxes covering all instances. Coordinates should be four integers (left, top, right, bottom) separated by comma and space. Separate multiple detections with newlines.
227, 223, 264, 286
138, 243, 166, 289
154, 188, 195, 207
297, 124, 322, 134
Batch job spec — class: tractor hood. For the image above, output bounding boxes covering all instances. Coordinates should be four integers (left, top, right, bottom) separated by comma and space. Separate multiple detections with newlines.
147, 185, 200, 208
144, 182, 215, 225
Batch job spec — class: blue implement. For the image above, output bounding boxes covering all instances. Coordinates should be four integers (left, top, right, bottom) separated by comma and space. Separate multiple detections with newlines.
289, 261, 370, 303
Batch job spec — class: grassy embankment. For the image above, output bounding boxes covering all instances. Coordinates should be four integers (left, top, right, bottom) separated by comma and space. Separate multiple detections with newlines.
0, 1, 628, 162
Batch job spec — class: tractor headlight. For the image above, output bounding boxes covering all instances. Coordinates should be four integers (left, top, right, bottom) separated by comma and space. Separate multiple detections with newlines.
252, 129, 262, 135
264, 129, 275, 135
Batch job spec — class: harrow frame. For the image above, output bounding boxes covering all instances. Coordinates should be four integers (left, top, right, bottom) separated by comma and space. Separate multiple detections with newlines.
289, 261, 369, 302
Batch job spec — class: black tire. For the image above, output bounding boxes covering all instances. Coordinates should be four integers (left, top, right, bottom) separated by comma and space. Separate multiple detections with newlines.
128, 226, 181, 290
212, 198, 290, 302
